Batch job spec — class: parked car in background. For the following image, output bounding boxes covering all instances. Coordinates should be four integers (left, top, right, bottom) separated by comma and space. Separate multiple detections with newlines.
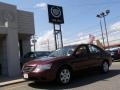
20, 51, 51, 67
106, 47, 120, 61
22, 44, 112, 84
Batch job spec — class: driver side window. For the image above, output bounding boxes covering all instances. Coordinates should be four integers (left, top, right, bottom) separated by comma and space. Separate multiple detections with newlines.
75, 46, 87, 55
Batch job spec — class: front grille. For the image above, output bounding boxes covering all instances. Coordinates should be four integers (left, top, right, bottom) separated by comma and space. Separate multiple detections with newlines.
23, 65, 36, 73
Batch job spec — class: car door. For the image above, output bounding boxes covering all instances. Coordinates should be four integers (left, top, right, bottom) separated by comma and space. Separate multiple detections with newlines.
72, 45, 90, 71
88, 44, 103, 67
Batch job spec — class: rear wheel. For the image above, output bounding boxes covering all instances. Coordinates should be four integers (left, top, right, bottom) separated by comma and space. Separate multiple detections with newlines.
57, 67, 72, 84
101, 61, 109, 73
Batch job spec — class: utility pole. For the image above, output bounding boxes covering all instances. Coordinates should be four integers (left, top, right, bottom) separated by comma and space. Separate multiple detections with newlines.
47, 39, 50, 51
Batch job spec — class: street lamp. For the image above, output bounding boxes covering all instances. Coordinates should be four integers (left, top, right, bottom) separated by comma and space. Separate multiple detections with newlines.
32, 35, 37, 52
96, 14, 105, 49
97, 10, 110, 48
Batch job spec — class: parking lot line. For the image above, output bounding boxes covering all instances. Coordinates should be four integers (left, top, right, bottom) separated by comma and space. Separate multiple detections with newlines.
4, 85, 26, 90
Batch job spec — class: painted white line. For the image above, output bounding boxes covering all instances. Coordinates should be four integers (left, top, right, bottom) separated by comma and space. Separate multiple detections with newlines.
0, 79, 25, 86
4, 85, 26, 90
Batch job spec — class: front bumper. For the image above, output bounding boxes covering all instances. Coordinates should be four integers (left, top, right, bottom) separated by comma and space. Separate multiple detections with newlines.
23, 70, 56, 82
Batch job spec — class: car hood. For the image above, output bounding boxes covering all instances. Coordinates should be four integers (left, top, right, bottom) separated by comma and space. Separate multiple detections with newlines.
24, 56, 72, 66
24, 57, 54, 65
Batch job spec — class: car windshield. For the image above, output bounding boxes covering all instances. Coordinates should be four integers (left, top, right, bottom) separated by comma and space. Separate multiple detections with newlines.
49, 45, 77, 57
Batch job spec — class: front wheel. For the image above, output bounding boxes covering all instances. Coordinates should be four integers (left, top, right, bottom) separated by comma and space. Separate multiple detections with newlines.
101, 61, 109, 73
57, 68, 72, 84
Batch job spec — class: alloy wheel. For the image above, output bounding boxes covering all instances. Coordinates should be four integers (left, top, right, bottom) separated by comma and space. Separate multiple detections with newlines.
102, 61, 109, 73
59, 68, 71, 84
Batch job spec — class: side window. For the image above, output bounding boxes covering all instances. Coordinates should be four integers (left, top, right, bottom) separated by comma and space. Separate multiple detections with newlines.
76, 46, 87, 55
89, 45, 101, 53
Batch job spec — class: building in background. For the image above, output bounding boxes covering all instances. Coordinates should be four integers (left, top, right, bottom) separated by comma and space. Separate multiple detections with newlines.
0, 2, 35, 77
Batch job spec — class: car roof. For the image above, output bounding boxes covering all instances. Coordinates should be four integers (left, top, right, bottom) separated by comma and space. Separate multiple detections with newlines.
64, 44, 94, 47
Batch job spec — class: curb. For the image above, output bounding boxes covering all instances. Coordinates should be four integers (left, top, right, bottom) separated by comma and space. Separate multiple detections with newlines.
0, 79, 26, 87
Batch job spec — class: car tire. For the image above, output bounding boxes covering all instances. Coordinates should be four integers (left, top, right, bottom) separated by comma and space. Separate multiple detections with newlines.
57, 67, 72, 85
101, 61, 109, 73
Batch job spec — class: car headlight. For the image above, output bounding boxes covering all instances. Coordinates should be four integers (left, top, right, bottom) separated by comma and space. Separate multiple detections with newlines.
33, 64, 52, 72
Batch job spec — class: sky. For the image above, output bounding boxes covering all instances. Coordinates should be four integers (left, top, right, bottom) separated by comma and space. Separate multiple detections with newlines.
0, 0, 120, 50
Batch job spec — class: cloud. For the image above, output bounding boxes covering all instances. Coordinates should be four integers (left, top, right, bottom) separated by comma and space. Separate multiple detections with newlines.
33, 21, 120, 51
34, 2, 47, 10
59, 21, 120, 48
35, 30, 71, 51
110, 21, 120, 31
35, 30, 55, 51
107, 21, 120, 45
37, 30, 53, 43
73, 21, 120, 46
64, 33, 89, 46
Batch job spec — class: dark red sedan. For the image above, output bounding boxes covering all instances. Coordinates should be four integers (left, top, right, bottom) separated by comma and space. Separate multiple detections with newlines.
22, 44, 112, 84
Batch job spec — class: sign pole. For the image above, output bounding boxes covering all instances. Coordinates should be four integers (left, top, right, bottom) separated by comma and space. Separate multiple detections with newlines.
59, 24, 63, 48
53, 24, 57, 50
48, 4, 64, 50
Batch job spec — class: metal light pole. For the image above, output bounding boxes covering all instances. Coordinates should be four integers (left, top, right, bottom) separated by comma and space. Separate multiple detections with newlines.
47, 39, 50, 51
96, 14, 105, 49
102, 11, 110, 48
32, 35, 37, 52
53, 24, 57, 50
60, 24, 63, 48
97, 10, 110, 48
104, 15, 109, 48
100, 19, 105, 48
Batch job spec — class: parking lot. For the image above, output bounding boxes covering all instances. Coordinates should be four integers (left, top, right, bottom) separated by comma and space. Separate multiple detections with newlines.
1, 61, 120, 90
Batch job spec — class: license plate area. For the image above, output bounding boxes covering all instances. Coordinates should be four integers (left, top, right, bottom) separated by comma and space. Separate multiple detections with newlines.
23, 73, 28, 79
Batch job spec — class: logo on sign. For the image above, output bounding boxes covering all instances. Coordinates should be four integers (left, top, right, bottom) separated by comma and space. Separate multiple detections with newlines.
51, 7, 61, 18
